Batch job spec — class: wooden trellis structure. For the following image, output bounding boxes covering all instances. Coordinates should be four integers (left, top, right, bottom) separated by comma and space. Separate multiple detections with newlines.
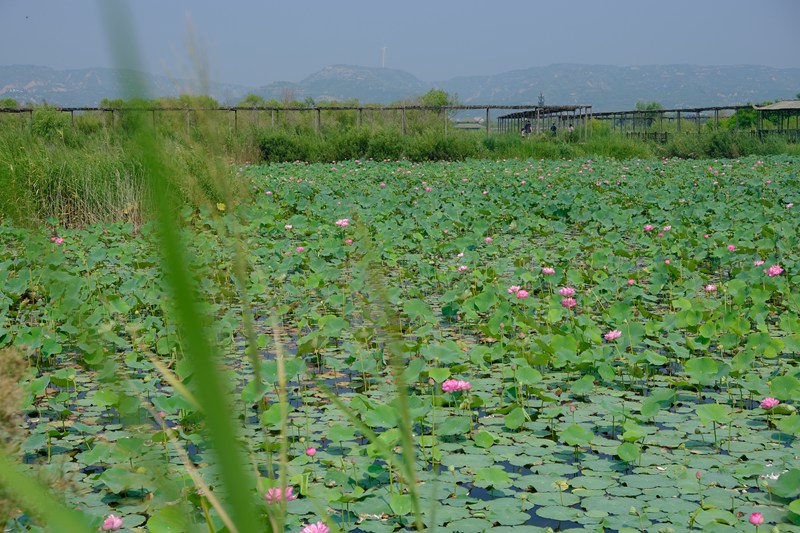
754, 101, 800, 141
0, 104, 594, 139
496, 105, 593, 141
589, 104, 800, 142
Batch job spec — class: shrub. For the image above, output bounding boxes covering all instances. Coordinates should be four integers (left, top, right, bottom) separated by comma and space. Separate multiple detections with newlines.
30, 106, 71, 140
257, 132, 311, 163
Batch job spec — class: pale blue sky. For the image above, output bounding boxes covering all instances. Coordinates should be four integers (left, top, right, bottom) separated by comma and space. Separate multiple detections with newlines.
2, 0, 799, 87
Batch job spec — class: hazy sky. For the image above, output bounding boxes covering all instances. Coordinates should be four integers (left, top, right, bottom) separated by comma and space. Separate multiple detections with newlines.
2, 0, 799, 87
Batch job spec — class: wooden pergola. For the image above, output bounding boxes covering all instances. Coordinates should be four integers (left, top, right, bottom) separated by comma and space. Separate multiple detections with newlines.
592, 105, 751, 136
754, 100, 800, 139
496, 105, 593, 141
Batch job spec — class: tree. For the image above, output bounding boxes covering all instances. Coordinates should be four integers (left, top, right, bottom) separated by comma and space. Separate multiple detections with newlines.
635, 101, 663, 111
0, 98, 18, 109
237, 94, 269, 108
419, 88, 461, 119
634, 101, 663, 128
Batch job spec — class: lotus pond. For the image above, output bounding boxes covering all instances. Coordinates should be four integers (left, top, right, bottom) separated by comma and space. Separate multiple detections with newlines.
2, 156, 800, 532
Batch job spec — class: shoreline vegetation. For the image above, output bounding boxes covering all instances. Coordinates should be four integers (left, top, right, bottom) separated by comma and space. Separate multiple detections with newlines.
1, 95, 798, 228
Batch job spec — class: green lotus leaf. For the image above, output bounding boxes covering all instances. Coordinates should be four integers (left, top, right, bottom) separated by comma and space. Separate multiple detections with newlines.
771, 469, 800, 499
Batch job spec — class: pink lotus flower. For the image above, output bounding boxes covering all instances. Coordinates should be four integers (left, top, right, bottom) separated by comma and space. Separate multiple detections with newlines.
507, 285, 521, 294
516, 290, 529, 299
727, 244, 736, 251
285, 224, 293, 229
299, 522, 330, 533
296, 246, 305, 252
265, 486, 298, 504
704, 284, 717, 292
749, 512, 764, 526
664, 259, 671, 264
380, 182, 386, 187
100, 514, 123, 531
627, 279, 635, 285
663, 225, 672, 231
559, 287, 576, 297
50, 237, 65, 244
760, 397, 780, 410
457, 265, 468, 272
561, 297, 577, 308
442, 379, 472, 393
541, 267, 555, 275
344, 238, 353, 245
306, 447, 316, 457
266, 190, 273, 195
335, 218, 350, 228
604, 330, 622, 341
643, 224, 654, 232
766, 265, 783, 277
754, 260, 765, 266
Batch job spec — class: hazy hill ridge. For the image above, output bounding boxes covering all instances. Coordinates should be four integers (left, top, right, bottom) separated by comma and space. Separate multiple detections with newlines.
2, 63, 799, 111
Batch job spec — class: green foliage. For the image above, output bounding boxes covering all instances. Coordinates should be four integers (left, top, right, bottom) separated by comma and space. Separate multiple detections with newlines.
658, 130, 787, 159
0, 98, 18, 109
257, 131, 313, 163
419, 88, 460, 110
635, 101, 664, 111
30, 105, 71, 140
236, 93, 268, 107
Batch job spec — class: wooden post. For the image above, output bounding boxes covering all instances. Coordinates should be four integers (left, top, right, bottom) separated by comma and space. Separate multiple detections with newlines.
402, 107, 406, 135
271, 109, 275, 129
186, 109, 190, 136
315, 107, 321, 134
444, 109, 448, 137
486, 108, 490, 138
152, 109, 156, 129
234, 109, 238, 132
358, 108, 362, 129
70, 110, 74, 128
677, 111, 681, 133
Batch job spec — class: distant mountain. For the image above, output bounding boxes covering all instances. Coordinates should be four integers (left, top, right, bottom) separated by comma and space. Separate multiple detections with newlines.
437, 64, 800, 110
252, 65, 427, 104
2, 63, 799, 111
0, 65, 248, 107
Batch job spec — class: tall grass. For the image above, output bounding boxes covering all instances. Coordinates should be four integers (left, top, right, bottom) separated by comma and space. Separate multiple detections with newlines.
0, 106, 250, 228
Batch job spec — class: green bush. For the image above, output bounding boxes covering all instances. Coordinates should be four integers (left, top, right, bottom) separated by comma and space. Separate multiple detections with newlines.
367, 129, 406, 161
30, 106, 71, 140
257, 132, 311, 162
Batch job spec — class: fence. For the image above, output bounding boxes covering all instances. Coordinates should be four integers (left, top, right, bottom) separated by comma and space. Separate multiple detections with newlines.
0, 104, 582, 138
